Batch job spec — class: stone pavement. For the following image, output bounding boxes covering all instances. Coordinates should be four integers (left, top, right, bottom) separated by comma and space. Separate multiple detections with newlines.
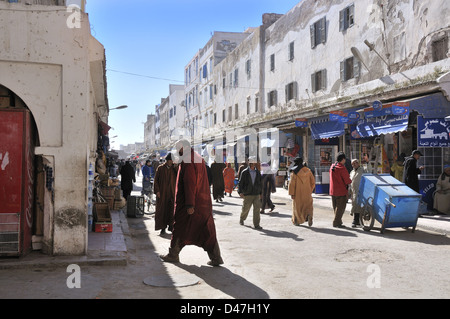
272, 186, 450, 236
0, 178, 448, 270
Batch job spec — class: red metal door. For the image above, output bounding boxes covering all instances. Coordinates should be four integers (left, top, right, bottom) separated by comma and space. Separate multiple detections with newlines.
0, 109, 34, 255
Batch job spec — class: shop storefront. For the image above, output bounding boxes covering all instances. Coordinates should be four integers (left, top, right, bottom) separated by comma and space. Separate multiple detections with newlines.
300, 92, 450, 201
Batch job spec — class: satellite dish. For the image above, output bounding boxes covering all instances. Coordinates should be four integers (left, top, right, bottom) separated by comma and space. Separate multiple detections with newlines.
351, 47, 370, 72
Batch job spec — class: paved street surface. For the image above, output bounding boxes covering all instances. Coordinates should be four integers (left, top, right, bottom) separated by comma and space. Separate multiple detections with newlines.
0, 174, 449, 299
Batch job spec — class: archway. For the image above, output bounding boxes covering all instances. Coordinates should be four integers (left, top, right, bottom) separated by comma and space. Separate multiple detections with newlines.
0, 84, 42, 256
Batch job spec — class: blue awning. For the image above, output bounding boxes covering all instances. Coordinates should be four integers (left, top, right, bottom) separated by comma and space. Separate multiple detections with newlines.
352, 114, 409, 138
310, 120, 345, 140
409, 92, 450, 118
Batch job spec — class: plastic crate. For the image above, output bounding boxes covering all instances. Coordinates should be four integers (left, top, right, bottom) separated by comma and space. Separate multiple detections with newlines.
127, 196, 145, 218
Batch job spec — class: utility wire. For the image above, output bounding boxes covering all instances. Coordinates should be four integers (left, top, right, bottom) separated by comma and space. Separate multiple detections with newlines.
107, 69, 184, 84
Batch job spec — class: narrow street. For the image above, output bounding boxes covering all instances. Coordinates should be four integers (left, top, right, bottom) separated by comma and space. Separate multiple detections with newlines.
0, 174, 449, 300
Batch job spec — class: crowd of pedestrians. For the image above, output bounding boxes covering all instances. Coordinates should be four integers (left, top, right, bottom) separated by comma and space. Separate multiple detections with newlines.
117, 143, 449, 268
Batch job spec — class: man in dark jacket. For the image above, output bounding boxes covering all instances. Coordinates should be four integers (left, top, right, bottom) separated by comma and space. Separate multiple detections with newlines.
120, 160, 136, 200
238, 157, 263, 229
403, 150, 424, 193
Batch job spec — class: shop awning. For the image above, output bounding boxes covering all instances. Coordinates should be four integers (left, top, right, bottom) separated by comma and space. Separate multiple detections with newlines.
310, 119, 345, 140
99, 121, 111, 134
353, 114, 409, 138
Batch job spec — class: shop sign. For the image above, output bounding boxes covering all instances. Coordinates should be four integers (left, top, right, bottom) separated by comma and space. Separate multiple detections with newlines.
295, 118, 308, 128
329, 110, 360, 123
417, 117, 450, 147
392, 102, 410, 115
373, 100, 382, 111
329, 110, 345, 121
347, 111, 360, 121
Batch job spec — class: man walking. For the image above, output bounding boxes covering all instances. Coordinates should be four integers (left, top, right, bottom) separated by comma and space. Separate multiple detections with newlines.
119, 160, 135, 200
153, 153, 177, 235
238, 157, 263, 230
403, 150, 424, 193
160, 139, 224, 266
349, 159, 365, 227
211, 159, 226, 202
329, 152, 352, 228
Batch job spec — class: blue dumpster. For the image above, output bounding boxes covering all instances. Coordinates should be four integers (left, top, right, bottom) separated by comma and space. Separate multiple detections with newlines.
357, 174, 422, 233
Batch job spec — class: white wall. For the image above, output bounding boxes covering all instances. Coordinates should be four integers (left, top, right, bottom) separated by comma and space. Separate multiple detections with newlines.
0, 2, 106, 255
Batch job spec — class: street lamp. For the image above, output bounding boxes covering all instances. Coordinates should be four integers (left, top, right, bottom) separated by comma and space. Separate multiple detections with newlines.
364, 40, 391, 74
110, 105, 128, 111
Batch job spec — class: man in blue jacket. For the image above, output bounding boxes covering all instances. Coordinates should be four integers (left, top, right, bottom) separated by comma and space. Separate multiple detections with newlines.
238, 157, 263, 230
141, 160, 152, 196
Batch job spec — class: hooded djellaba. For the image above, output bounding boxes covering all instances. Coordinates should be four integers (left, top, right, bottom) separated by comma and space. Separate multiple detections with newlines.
288, 157, 316, 226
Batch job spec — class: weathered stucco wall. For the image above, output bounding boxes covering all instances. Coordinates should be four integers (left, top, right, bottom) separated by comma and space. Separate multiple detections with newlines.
0, 2, 103, 255
260, 0, 450, 121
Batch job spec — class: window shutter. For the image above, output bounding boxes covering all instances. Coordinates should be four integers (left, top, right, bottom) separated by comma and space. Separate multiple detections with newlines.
285, 84, 289, 103
320, 16, 327, 44
349, 4, 355, 27
321, 69, 327, 90
353, 58, 361, 78
274, 90, 278, 106
311, 73, 316, 92
310, 24, 316, 48
340, 61, 345, 81
339, 9, 345, 31
293, 81, 298, 100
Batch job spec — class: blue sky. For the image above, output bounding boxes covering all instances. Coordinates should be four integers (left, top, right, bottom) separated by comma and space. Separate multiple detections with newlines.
86, 0, 300, 150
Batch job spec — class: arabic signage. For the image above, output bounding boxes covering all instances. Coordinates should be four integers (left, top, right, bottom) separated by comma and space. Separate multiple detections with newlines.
295, 118, 308, 128
417, 116, 450, 147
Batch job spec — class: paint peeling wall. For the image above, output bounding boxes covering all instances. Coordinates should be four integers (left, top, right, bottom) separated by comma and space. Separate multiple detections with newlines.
261, 0, 450, 119
199, 0, 449, 136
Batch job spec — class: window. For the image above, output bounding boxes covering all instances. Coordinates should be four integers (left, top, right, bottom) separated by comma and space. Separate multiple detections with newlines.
223, 78, 226, 89
235, 104, 239, 120
270, 54, 275, 71
203, 64, 208, 79
173, 105, 176, 116
311, 69, 327, 93
228, 106, 232, 122
209, 85, 213, 100
285, 82, 298, 101
214, 113, 217, 125
339, 4, 354, 32
247, 100, 250, 114
432, 37, 448, 62
234, 68, 239, 88
340, 57, 360, 81
229, 73, 233, 87
246, 59, 251, 79
255, 97, 259, 112
268, 90, 277, 107
310, 16, 327, 48
289, 42, 295, 61
222, 109, 226, 122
